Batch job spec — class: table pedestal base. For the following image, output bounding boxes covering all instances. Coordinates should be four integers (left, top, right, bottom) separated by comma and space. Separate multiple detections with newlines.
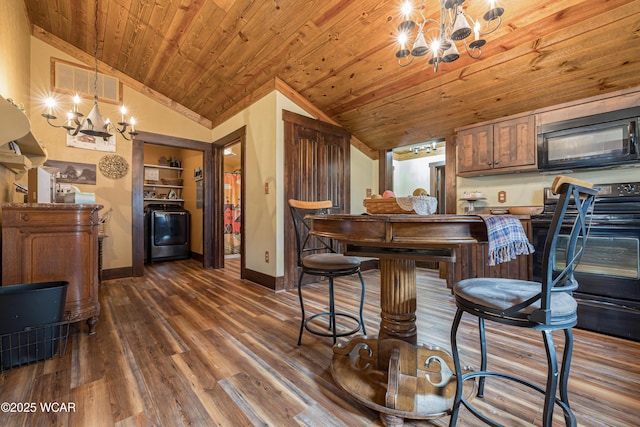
331, 337, 474, 426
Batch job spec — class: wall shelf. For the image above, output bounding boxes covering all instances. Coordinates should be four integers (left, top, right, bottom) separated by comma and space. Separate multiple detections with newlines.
143, 164, 183, 205
0, 95, 48, 174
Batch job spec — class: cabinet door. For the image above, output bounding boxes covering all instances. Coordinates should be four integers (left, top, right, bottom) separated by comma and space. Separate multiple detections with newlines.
493, 115, 536, 170
457, 124, 493, 173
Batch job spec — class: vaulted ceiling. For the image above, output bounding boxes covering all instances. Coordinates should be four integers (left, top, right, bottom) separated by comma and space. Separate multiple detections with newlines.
24, 0, 640, 156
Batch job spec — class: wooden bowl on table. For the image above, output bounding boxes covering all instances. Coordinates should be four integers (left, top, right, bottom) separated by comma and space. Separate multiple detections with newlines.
508, 206, 544, 215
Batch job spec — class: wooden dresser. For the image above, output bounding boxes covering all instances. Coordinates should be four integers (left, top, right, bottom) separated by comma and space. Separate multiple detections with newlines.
1, 203, 103, 334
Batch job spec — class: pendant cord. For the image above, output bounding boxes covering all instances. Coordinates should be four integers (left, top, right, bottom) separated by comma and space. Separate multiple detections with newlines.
93, 0, 99, 104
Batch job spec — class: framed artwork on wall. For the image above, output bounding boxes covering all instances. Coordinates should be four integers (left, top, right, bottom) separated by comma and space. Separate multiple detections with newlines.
44, 159, 96, 185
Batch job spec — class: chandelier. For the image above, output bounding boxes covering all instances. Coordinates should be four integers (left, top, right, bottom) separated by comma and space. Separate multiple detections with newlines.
395, 0, 504, 72
42, 0, 137, 141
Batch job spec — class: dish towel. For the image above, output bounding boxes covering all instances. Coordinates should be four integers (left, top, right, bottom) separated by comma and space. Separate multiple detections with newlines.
480, 215, 535, 266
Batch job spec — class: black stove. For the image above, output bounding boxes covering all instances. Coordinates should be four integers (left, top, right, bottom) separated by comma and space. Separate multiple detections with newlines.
531, 181, 640, 341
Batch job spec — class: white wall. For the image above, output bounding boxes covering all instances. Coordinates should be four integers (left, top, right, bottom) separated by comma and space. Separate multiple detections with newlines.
393, 153, 445, 197
350, 147, 378, 214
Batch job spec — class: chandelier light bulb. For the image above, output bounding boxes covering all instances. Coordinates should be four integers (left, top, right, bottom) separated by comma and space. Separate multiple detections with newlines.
401, 1, 412, 17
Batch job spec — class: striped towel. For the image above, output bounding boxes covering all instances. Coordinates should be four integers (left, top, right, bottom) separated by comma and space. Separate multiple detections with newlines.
480, 215, 535, 266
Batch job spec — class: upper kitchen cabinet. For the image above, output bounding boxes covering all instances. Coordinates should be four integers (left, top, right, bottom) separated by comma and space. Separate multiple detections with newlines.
0, 96, 47, 173
457, 114, 536, 176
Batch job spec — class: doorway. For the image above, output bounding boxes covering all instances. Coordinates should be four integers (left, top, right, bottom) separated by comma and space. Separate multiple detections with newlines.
392, 140, 446, 200
213, 127, 246, 276
223, 142, 242, 257
132, 131, 215, 276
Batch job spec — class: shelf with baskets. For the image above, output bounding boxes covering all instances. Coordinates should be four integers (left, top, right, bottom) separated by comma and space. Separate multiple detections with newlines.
143, 164, 184, 202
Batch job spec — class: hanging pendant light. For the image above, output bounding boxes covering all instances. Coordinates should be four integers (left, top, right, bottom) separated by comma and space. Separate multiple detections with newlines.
42, 0, 137, 140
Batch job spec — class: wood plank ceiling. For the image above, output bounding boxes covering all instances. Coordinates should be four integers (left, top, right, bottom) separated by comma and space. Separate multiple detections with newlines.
23, 0, 640, 154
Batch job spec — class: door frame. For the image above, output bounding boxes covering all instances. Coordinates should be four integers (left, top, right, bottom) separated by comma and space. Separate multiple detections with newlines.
132, 131, 216, 276
214, 127, 246, 277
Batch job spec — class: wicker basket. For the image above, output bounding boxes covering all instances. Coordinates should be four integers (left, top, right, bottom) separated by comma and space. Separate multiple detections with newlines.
161, 178, 183, 186
363, 198, 415, 214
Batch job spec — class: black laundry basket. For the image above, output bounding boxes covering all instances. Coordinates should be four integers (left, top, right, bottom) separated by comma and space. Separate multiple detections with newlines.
0, 281, 70, 371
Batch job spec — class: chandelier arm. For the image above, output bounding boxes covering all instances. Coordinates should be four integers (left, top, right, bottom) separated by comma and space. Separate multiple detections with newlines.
72, 112, 83, 127
42, 116, 65, 129
67, 125, 82, 137
479, 16, 502, 36
398, 56, 415, 67
113, 128, 131, 141
464, 39, 482, 59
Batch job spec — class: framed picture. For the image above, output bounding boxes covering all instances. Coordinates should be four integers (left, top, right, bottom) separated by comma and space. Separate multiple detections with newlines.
194, 166, 203, 181
44, 160, 97, 185
66, 132, 116, 152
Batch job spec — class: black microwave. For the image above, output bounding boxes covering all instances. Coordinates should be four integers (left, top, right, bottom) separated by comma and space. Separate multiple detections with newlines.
538, 107, 640, 171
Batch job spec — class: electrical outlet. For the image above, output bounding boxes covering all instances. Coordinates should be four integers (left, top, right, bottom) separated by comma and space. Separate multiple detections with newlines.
264, 182, 269, 194
265, 251, 269, 263
498, 191, 507, 203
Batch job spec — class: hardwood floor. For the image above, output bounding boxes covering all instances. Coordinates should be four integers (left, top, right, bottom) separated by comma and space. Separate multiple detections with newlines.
1, 258, 639, 426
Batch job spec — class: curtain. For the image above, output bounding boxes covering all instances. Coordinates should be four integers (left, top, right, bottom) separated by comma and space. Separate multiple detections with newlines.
224, 172, 241, 255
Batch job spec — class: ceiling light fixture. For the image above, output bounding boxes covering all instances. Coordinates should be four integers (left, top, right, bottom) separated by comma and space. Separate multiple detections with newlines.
42, 0, 137, 141
395, 0, 503, 72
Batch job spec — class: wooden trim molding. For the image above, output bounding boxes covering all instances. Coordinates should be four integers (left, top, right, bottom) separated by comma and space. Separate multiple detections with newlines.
244, 268, 285, 292
102, 267, 133, 281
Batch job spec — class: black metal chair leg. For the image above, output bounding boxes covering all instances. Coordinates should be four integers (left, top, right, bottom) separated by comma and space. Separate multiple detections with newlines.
357, 271, 367, 336
542, 329, 559, 427
478, 317, 487, 398
449, 308, 464, 427
297, 271, 306, 345
329, 278, 337, 344
560, 328, 573, 405
560, 328, 576, 426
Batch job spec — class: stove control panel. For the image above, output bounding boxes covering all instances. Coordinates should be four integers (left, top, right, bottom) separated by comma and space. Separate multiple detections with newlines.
602, 182, 640, 197
544, 182, 640, 205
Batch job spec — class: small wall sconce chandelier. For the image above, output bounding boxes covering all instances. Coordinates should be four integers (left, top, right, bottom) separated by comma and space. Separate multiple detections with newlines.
413, 141, 439, 155
395, 0, 504, 72
42, 0, 137, 141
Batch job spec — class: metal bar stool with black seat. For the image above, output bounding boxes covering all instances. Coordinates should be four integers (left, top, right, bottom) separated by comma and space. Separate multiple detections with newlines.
449, 176, 599, 427
288, 199, 367, 345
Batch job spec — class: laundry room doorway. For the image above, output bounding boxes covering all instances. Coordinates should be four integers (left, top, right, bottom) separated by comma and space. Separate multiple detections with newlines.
223, 142, 242, 258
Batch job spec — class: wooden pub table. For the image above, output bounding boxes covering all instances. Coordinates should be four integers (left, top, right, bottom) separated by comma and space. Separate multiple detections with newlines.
309, 214, 489, 427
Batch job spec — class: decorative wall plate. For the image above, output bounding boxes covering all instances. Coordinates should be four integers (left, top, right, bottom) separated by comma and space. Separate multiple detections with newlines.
99, 154, 129, 179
